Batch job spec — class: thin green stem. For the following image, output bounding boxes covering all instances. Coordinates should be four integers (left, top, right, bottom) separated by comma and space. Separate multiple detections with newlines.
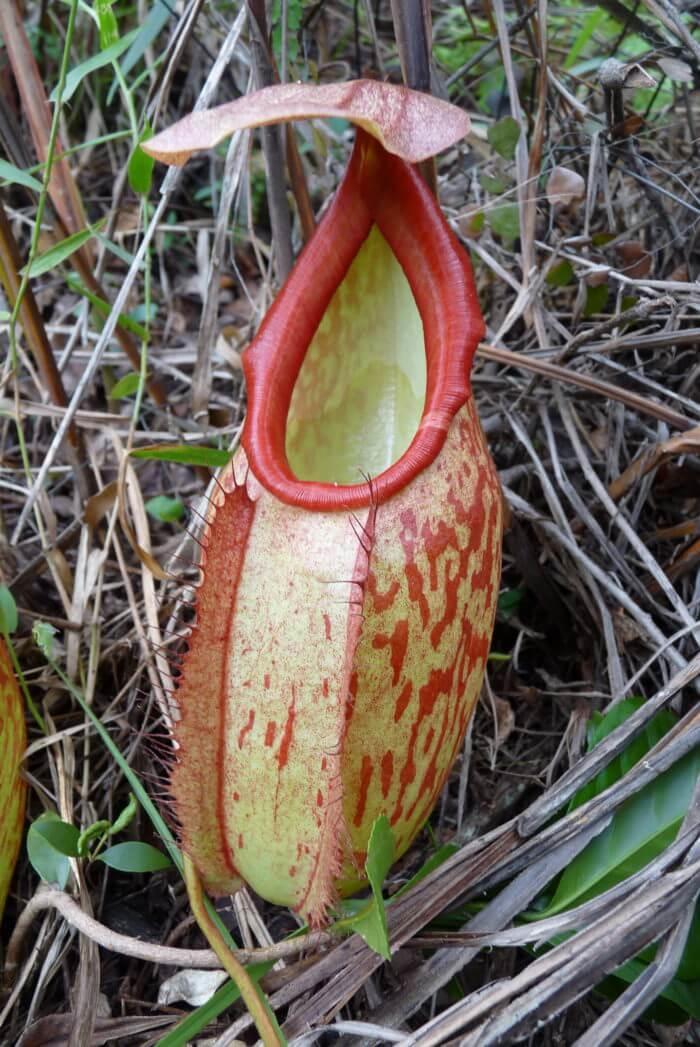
3, 633, 46, 732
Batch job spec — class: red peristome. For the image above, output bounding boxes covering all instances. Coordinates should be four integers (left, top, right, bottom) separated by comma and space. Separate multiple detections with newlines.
242, 130, 485, 511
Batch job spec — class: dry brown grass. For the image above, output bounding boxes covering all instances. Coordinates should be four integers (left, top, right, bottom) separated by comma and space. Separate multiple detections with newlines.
1, 2, 699, 1045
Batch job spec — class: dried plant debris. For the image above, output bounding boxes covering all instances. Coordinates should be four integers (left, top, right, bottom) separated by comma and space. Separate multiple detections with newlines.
1, 1, 699, 1046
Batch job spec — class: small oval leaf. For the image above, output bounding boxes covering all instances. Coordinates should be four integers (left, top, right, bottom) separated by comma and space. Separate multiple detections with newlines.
27, 815, 74, 888
145, 495, 185, 523
110, 373, 142, 399
31, 814, 81, 857
487, 116, 520, 160
97, 841, 172, 873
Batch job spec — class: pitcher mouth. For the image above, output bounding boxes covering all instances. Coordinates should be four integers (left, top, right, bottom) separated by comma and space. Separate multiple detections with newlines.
241, 130, 485, 511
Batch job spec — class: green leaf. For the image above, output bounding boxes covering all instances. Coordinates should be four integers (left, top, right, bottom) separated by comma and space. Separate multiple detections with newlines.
394, 843, 458, 899
598, 956, 700, 1021
155, 963, 276, 1047
543, 701, 700, 917
65, 276, 149, 339
111, 792, 138, 836
27, 814, 75, 887
52, 29, 139, 104
584, 283, 609, 316
128, 126, 155, 196
348, 816, 394, 960
131, 445, 232, 467
120, 0, 170, 79
94, 0, 119, 48
488, 203, 520, 244
145, 495, 185, 523
564, 7, 610, 70
33, 620, 57, 659
487, 116, 520, 160
31, 814, 81, 856
546, 260, 575, 287
479, 172, 510, 195
110, 373, 142, 399
23, 223, 103, 279
0, 159, 43, 193
97, 841, 172, 873
0, 585, 18, 635
497, 587, 524, 618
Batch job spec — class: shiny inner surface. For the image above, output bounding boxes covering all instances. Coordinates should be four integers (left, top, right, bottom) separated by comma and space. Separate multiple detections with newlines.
285, 225, 426, 485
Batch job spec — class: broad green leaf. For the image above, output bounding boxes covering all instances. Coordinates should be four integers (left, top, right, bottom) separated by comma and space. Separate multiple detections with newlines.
346, 816, 394, 960
128, 126, 155, 196
488, 203, 520, 244
543, 700, 700, 916
97, 841, 172, 873
594, 959, 698, 1021
27, 815, 73, 887
31, 815, 80, 857
110, 373, 141, 399
52, 29, 139, 104
145, 495, 185, 523
584, 283, 609, 316
487, 116, 520, 160
131, 445, 232, 467
0, 159, 42, 193
546, 260, 575, 287
0, 586, 18, 635
23, 224, 103, 279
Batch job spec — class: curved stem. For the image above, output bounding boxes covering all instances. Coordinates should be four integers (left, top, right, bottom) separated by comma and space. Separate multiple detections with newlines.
4, 883, 331, 984
183, 855, 284, 1046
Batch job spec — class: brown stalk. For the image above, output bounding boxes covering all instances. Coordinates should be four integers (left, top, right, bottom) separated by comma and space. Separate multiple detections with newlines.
285, 124, 315, 243
0, 2, 166, 405
0, 203, 73, 432
245, 0, 294, 282
0, 1, 89, 250
477, 341, 694, 432
0, 201, 94, 501
390, 0, 437, 194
